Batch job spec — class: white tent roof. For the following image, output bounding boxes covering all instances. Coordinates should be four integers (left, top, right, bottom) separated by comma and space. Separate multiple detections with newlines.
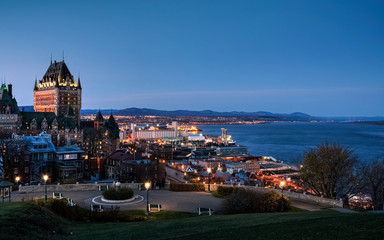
183, 167, 196, 172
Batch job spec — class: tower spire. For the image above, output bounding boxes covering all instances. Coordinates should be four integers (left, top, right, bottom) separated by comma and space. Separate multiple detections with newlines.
34, 79, 38, 91
50, 53, 52, 64
62, 50, 65, 62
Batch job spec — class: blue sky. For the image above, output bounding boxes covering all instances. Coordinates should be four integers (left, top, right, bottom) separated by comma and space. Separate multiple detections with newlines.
0, 0, 383, 116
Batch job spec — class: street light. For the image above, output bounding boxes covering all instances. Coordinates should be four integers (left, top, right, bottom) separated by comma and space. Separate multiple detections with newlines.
280, 181, 285, 212
145, 181, 151, 215
207, 168, 212, 193
15, 176, 20, 185
43, 175, 49, 203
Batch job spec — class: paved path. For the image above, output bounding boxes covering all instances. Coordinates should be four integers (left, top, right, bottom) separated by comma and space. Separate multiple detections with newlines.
11, 190, 222, 213
291, 199, 328, 211
11, 189, 343, 213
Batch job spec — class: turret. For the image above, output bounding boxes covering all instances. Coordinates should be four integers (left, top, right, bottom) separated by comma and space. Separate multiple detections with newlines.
94, 110, 104, 130
77, 77, 82, 89
34, 80, 38, 91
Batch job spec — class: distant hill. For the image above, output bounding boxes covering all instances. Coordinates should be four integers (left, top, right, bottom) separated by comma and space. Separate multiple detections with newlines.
19, 106, 384, 122
97, 107, 314, 120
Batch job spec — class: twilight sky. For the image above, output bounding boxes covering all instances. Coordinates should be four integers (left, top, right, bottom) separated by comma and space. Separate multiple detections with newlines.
0, 0, 383, 116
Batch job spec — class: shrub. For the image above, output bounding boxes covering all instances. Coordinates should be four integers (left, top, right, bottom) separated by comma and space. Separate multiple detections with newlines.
217, 186, 245, 196
103, 187, 134, 200
42, 199, 88, 221
170, 183, 205, 191
220, 190, 290, 214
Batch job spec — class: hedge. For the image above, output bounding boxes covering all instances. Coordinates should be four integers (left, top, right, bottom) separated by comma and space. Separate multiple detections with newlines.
102, 187, 134, 200
170, 183, 205, 191
220, 189, 290, 214
217, 186, 246, 196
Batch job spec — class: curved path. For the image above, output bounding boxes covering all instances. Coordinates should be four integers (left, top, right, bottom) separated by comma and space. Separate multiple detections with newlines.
91, 195, 144, 206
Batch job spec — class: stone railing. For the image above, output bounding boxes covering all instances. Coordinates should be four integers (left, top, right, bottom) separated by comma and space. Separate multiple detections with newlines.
18, 182, 143, 193
205, 183, 343, 208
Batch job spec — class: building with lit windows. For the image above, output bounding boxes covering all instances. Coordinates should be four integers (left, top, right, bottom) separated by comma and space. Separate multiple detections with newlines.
0, 83, 21, 134
33, 58, 81, 125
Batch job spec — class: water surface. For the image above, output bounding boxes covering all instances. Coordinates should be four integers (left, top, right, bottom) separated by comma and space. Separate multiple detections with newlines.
199, 122, 384, 163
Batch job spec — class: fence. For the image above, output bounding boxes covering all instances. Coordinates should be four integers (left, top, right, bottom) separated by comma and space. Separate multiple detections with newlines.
18, 183, 143, 193
205, 183, 343, 208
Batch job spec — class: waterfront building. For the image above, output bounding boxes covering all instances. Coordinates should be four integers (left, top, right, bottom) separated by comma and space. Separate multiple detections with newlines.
216, 146, 248, 157
131, 121, 178, 140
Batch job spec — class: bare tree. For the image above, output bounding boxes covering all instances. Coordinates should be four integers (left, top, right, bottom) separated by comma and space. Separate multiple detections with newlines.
300, 142, 358, 201
0, 138, 28, 181
360, 160, 384, 210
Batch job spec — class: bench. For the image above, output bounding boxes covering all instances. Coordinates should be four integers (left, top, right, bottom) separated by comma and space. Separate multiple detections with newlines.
67, 198, 76, 207
53, 192, 63, 199
148, 204, 162, 212
90, 204, 104, 212
198, 207, 213, 216
98, 185, 109, 191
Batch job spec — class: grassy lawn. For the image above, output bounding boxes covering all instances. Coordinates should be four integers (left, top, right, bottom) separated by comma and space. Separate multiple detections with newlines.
72, 210, 384, 240
1, 202, 384, 240
0, 202, 71, 239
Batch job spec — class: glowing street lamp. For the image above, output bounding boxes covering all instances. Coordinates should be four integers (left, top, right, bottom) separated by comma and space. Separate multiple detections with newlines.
145, 181, 151, 215
207, 168, 212, 193
43, 175, 49, 203
15, 176, 20, 184
279, 180, 285, 212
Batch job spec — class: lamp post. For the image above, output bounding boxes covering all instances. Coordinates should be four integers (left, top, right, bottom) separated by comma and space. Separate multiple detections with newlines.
280, 181, 285, 212
15, 176, 20, 185
15, 176, 20, 196
207, 168, 212, 193
145, 181, 151, 215
43, 175, 49, 203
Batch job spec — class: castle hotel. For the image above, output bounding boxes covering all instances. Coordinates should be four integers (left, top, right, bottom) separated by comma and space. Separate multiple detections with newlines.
34, 58, 81, 125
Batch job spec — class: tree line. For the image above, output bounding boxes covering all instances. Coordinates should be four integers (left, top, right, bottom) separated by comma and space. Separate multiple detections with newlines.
300, 142, 384, 210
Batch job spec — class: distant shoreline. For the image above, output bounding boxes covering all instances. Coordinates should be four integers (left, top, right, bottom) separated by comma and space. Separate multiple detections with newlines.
352, 121, 384, 126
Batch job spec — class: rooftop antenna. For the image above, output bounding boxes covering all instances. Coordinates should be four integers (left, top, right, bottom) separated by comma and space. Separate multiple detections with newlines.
50, 53, 52, 64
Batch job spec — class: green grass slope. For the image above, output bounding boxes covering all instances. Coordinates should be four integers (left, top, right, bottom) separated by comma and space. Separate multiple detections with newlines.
0, 202, 71, 240
1, 202, 384, 240
73, 211, 384, 240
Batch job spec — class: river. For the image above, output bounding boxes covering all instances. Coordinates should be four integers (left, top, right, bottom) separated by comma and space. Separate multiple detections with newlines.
199, 122, 384, 163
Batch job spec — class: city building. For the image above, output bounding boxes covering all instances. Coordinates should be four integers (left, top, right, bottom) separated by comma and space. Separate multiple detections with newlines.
34, 58, 82, 125
0, 84, 21, 134
131, 121, 178, 140
56, 139, 85, 181
21, 133, 56, 182
105, 150, 141, 182
81, 110, 120, 180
